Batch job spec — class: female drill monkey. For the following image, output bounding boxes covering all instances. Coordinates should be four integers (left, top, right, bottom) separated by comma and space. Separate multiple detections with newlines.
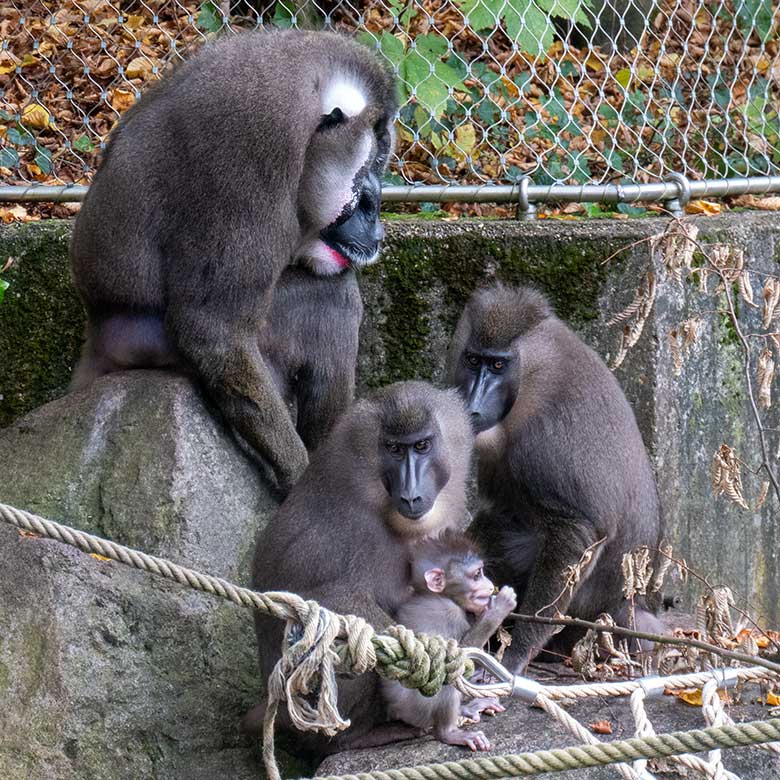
70, 31, 397, 493
448, 284, 663, 673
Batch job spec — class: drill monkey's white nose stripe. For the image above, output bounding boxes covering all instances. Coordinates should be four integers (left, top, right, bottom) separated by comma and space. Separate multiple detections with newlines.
323, 80, 367, 118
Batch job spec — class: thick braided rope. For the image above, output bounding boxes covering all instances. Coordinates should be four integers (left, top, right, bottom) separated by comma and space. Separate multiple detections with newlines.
5, 502, 780, 780
535, 695, 651, 780
630, 687, 738, 780
702, 678, 780, 758
0, 502, 473, 780
537, 667, 778, 700
312, 720, 780, 780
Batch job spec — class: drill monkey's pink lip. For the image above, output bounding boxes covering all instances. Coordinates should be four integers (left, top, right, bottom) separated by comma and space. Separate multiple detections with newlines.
326, 244, 350, 269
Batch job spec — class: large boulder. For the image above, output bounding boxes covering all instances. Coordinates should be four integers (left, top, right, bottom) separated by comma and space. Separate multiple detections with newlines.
0, 371, 280, 779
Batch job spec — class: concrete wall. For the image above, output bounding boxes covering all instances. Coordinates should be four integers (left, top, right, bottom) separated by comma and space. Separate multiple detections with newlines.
1, 214, 778, 621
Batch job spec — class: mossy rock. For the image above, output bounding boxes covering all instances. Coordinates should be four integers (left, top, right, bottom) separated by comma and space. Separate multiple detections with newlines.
0, 220, 83, 428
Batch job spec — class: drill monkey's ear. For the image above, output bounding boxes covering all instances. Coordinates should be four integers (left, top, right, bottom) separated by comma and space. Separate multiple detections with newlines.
424, 567, 447, 593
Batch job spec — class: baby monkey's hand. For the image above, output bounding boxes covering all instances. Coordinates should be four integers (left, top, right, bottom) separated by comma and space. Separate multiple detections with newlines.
490, 586, 517, 619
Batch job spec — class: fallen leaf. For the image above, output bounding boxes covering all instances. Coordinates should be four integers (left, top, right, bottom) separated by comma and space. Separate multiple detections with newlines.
21, 103, 51, 130
733, 195, 780, 211
0, 56, 18, 75
589, 720, 613, 734
89, 553, 112, 562
453, 123, 477, 159
125, 14, 146, 29
685, 199, 721, 215
673, 687, 730, 706
126, 57, 155, 79
675, 688, 702, 705
766, 691, 780, 706
111, 88, 136, 113
17, 529, 40, 538
0, 205, 33, 223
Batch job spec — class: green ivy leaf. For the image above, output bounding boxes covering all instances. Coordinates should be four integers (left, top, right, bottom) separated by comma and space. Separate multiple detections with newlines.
34, 145, 52, 174
598, 103, 619, 127
73, 134, 94, 153
0, 277, 8, 304
508, 2, 554, 57
196, 1, 222, 32
737, 0, 775, 42
458, 0, 500, 30
0, 147, 19, 168
537, 0, 592, 27
6, 126, 34, 147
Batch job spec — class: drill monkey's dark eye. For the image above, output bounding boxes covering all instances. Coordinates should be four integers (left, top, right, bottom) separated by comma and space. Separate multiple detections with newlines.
414, 439, 431, 454
492, 360, 505, 371
385, 440, 403, 456
465, 353, 480, 368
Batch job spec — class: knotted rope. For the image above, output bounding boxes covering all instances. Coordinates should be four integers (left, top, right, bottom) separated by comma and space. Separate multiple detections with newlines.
3, 501, 780, 780
0, 502, 472, 780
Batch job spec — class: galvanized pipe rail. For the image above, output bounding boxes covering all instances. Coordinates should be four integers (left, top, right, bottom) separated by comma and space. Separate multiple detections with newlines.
2, 175, 779, 215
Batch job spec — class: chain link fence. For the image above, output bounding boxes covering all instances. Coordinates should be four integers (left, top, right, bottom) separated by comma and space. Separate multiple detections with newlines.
0, 0, 778, 203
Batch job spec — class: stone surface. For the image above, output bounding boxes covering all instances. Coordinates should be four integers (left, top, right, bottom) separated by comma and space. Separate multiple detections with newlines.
2, 215, 780, 619
316, 690, 780, 779
0, 372, 279, 779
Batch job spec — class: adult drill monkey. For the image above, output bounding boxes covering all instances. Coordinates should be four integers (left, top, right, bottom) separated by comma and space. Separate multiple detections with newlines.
70, 30, 396, 493
447, 284, 663, 673
249, 381, 474, 755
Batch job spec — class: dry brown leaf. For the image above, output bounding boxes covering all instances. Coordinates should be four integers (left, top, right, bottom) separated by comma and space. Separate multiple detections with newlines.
674, 687, 729, 706
111, 88, 136, 113
766, 691, 780, 706
21, 103, 51, 130
126, 57, 156, 80
89, 553, 112, 562
589, 720, 613, 734
738, 271, 758, 308
733, 195, 780, 211
711, 444, 749, 510
685, 199, 722, 215
757, 347, 775, 409
0, 205, 33, 223
762, 279, 780, 329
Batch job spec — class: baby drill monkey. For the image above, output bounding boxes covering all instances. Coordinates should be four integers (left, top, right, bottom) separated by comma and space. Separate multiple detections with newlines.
382, 531, 516, 752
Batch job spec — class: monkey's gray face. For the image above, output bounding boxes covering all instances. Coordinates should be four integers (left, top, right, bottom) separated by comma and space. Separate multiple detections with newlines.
319, 169, 384, 266
454, 347, 518, 433
380, 430, 451, 521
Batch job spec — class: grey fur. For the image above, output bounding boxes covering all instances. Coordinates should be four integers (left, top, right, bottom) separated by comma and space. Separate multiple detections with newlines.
250, 381, 474, 756
382, 536, 516, 752
447, 284, 663, 672
70, 30, 396, 493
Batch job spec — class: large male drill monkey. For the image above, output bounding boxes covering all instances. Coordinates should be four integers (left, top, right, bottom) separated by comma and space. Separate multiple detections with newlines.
70, 31, 396, 492
447, 285, 663, 673
250, 381, 474, 755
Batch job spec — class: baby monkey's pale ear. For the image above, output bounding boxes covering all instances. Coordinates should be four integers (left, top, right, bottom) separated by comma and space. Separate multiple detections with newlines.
424, 567, 447, 593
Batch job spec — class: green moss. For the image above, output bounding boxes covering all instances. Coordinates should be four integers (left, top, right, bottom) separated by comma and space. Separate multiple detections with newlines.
363, 238, 436, 385
360, 224, 621, 389
0, 220, 84, 428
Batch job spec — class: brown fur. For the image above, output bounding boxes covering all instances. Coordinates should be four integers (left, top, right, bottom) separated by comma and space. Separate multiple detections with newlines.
448, 284, 663, 672
382, 532, 516, 752
70, 30, 396, 494
250, 381, 474, 756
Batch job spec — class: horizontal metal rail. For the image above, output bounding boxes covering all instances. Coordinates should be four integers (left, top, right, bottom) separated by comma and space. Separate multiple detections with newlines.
1, 175, 779, 212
